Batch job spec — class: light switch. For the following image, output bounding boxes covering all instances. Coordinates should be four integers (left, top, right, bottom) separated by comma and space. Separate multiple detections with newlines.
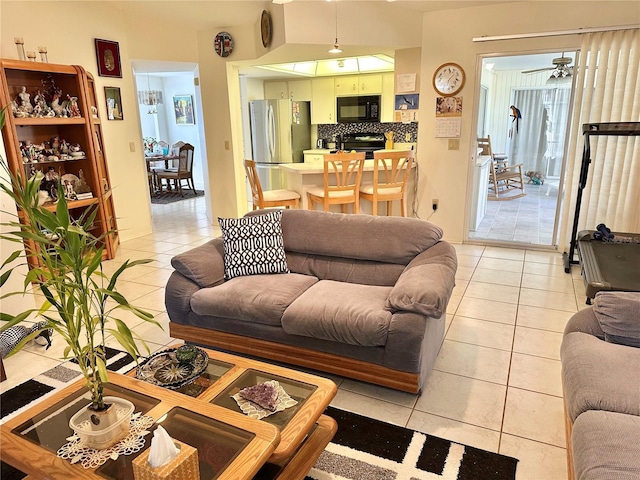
129, 142, 135, 152
448, 139, 460, 150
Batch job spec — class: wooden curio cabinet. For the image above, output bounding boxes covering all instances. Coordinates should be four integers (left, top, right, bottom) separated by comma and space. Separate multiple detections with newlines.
0, 59, 119, 269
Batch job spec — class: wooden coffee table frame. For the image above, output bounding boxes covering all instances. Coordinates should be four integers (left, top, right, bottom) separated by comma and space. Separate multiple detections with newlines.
0, 373, 280, 479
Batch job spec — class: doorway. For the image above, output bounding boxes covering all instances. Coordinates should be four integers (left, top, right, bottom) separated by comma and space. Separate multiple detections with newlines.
133, 62, 206, 206
468, 52, 576, 247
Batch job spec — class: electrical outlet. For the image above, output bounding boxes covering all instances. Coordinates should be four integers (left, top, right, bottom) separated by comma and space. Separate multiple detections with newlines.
129, 142, 135, 152
448, 139, 460, 150
432, 199, 439, 211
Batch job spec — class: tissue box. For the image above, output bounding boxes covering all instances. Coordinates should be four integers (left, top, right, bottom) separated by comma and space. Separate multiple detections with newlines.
132, 439, 199, 480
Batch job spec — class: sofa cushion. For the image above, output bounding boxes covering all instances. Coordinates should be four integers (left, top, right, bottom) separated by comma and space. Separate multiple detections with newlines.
247, 210, 443, 265
572, 410, 640, 480
219, 210, 289, 280
593, 291, 640, 347
281, 280, 393, 347
191, 273, 318, 326
560, 331, 640, 422
386, 242, 457, 316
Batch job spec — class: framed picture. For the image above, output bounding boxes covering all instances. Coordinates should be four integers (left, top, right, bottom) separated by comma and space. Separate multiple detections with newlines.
104, 87, 124, 120
173, 95, 195, 125
95, 39, 122, 78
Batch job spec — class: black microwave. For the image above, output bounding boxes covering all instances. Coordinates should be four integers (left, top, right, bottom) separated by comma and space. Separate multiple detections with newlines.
336, 95, 381, 123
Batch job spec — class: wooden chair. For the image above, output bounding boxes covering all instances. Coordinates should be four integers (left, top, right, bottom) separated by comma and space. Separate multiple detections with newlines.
360, 150, 414, 216
156, 143, 196, 197
307, 152, 365, 213
479, 135, 526, 200
244, 159, 300, 210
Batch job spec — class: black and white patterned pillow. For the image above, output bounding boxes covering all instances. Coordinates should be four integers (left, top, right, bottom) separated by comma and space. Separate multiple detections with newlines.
218, 210, 289, 280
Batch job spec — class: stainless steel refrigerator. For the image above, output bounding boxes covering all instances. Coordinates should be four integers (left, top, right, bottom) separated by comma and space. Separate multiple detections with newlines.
249, 99, 311, 190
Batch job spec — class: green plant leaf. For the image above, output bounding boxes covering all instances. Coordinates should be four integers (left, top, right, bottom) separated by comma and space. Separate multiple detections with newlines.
96, 356, 109, 383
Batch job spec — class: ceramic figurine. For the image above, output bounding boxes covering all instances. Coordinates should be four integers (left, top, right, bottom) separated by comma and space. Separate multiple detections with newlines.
63, 179, 77, 201
17, 86, 33, 115
39, 167, 59, 203
67, 95, 81, 117
75, 169, 92, 194
51, 92, 64, 117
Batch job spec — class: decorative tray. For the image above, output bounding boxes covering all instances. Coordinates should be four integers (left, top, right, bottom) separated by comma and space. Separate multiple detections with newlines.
135, 346, 209, 389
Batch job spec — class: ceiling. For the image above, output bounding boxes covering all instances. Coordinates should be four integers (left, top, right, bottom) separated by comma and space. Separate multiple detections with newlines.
127, 1, 570, 78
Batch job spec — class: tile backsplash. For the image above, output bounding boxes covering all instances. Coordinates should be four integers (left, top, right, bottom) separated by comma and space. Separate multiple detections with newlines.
318, 122, 418, 143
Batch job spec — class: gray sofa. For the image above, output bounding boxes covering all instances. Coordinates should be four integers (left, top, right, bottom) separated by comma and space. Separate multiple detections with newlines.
560, 291, 640, 480
165, 209, 457, 393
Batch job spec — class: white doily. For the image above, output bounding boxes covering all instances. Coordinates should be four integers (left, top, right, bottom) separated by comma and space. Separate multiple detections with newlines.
232, 380, 298, 420
57, 412, 155, 469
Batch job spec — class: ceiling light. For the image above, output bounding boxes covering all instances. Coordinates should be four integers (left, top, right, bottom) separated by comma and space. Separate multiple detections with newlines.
546, 66, 572, 87
328, 2, 342, 54
137, 73, 163, 114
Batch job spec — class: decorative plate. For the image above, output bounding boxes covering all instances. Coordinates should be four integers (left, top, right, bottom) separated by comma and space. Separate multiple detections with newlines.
261, 10, 272, 48
214, 31, 234, 57
135, 346, 209, 389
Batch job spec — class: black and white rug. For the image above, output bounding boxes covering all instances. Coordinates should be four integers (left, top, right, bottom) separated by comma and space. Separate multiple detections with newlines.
0, 346, 136, 424
1, 349, 517, 480
304, 407, 518, 480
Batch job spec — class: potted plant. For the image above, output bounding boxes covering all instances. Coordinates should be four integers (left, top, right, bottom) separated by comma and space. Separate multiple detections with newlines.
0, 107, 161, 448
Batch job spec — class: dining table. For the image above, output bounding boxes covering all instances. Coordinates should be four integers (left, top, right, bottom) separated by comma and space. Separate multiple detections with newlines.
146, 154, 179, 194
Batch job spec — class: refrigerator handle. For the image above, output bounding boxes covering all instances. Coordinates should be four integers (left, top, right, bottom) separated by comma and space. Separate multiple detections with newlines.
267, 104, 276, 160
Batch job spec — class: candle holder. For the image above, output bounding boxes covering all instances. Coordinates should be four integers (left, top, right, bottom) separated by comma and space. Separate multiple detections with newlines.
14, 37, 26, 61
38, 46, 48, 63
26, 51, 37, 62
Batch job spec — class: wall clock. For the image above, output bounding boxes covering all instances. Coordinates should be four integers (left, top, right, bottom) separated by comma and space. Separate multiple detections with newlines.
261, 10, 272, 48
214, 31, 234, 57
432, 62, 465, 97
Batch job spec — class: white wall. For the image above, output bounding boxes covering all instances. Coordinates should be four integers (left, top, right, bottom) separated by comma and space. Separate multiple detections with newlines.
417, 1, 639, 243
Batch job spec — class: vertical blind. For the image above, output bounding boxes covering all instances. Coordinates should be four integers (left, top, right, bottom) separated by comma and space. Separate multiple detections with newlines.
559, 28, 640, 251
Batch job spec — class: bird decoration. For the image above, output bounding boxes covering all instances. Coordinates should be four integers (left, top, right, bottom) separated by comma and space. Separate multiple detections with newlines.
510, 105, 522, 133
0, 321, 53, 358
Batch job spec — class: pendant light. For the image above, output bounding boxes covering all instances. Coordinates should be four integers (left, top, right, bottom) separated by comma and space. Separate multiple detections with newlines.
328, 2, 342, 54
137, 73, 163, 114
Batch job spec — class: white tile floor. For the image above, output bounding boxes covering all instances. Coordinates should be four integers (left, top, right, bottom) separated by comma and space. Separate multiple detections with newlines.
1, 195, 590, 479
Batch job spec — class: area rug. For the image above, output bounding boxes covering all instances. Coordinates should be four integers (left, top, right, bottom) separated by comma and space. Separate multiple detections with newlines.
150, 189, 203, 204
1, 349, 518, 480
301, 406, 518, 480
0, 346, 136, 424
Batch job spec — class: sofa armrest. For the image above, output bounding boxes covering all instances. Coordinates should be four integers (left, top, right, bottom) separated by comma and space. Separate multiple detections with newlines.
165, 272, 201, 321
594, 292, 640, 347
385, 241, 457, 317
170, 238, 226, 288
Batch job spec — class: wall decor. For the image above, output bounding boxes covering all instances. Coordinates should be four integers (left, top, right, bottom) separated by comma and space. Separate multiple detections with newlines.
214, 31, 234, 57
173, 95, 195, 125
104, 86, 123, 120
95, 39, 122, 78
260, 10, 272, 48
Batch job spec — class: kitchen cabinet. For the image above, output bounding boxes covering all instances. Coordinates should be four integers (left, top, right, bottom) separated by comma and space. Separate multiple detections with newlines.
334, 74, 383, 96
311, 77, 335, 124
0, 59, 119, 271
264, 80, 311, 101
381, 72, 394, 123
287, 79, 311, 101
264, 81, 288, 99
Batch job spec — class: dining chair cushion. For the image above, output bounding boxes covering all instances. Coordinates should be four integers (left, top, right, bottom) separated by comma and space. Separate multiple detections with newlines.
262, 189, 300, 202
218, 210, 289, 280
306, 185, 355, 198
359, 183, 402, 195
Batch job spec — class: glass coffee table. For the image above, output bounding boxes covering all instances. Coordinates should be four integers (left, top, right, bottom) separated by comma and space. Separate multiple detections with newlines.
131, 345, 338, 478
0, 373, 280, 479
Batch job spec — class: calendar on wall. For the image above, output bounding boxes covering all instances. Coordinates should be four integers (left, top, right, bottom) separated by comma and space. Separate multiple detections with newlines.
435, 96, 462, 138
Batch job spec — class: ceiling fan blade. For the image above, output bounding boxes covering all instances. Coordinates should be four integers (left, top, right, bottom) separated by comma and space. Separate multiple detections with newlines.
522, 67, 554, 74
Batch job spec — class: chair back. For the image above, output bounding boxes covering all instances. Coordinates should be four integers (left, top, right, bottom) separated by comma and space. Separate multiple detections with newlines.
323, 152, 365, 197
371, 150, 414, 195
177, 143, 194, 173
244, 159, 264, 205
477, 136, 493, 156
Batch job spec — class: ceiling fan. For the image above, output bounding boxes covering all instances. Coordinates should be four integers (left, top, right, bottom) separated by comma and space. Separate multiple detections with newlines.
523, 54, 574, 78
